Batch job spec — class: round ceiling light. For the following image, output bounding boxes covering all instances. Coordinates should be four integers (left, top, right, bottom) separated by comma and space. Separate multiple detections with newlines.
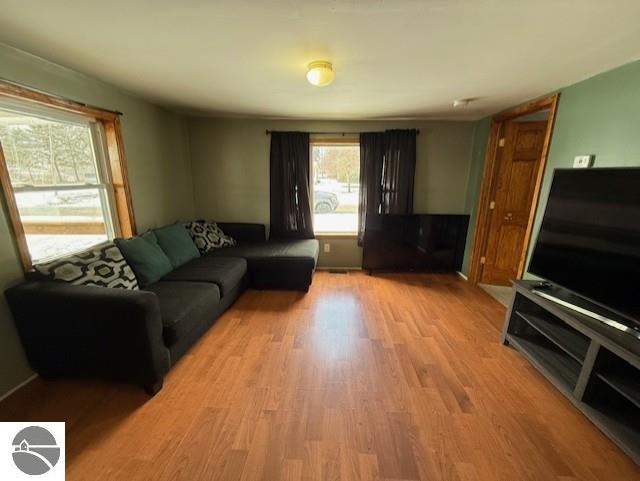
453, 98, 475, 108
306, 61, 335, 87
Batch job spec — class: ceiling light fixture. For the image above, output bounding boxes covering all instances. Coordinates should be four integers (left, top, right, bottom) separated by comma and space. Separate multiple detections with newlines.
306, 61, 335, 87
453, 98, 473, 108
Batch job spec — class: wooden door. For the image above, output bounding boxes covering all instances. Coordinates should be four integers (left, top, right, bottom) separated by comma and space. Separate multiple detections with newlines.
479, 120, 547, 285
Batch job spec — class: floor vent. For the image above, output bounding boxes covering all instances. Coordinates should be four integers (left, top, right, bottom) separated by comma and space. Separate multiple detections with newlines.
328, 269, 349, 274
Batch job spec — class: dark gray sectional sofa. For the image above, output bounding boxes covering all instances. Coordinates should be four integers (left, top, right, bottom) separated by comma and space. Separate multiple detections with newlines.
5, 223, 319, 394
209, 223, 319, 291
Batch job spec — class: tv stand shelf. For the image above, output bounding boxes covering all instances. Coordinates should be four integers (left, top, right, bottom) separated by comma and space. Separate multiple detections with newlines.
514, 310, 590, 362
503, 281, 640, 465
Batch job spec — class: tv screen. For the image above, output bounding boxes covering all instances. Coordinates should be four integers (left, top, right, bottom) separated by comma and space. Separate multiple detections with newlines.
529, 168, 640, 324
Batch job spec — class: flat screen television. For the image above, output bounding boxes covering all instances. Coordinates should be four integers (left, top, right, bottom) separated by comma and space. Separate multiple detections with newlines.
529, 167, 640, 329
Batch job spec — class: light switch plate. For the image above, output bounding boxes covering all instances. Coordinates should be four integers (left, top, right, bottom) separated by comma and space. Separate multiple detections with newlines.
324, 243, 331, 253
573, 155, 594, 168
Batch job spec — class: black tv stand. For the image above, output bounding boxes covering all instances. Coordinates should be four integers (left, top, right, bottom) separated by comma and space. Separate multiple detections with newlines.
530, 283, 640, 341
504, 281, 640, 465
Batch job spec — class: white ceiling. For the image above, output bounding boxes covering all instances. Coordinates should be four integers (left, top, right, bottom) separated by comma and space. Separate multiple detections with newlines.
1, 1, 639, 120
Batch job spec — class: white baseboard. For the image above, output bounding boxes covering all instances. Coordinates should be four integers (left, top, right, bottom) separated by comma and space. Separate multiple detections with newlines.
0, 374, 37, 403
457, 271, 468, 281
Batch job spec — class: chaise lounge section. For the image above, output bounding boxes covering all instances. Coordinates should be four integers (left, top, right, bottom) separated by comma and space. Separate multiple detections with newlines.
211, 223, 319, 291
5, 222, 318, 394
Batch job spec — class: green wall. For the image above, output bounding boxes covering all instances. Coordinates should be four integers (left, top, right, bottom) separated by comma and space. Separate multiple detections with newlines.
187, 118, 476, 268
0, 44, 195, 398
462, 59, 640, 277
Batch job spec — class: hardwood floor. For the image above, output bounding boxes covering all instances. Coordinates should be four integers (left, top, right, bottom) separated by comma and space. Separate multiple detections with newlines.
1, 272, 638, 480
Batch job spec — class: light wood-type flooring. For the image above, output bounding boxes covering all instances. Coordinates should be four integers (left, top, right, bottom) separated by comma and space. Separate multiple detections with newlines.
1, 272, 638, 480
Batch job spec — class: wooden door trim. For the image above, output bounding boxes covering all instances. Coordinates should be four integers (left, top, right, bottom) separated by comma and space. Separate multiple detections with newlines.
468, 93, 559, 285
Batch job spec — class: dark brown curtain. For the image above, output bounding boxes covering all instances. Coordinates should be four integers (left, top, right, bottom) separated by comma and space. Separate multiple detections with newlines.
381, 129, 417, 214
357, 129, 418, 245
358, 132, 385, 245
270, 131, 314, 239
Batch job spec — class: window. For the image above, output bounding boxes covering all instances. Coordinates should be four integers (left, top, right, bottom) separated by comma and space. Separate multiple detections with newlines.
0, 83, 135, 269
311, 140, 360, 234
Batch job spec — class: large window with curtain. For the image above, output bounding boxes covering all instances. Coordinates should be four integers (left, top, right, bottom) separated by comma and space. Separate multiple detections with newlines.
310, 138, 360, 234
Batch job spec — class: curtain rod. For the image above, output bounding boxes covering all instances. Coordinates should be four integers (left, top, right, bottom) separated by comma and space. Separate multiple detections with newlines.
265, 129, 420, 136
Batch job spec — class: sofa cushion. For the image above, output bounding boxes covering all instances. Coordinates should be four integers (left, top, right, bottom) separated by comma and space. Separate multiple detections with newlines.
115, 231, 173, 287
144, 281, 221, 347
207, 239, 319, 291
153, 223, 200, 268
207, 239, 319, 269
32, 241, 139, 290
186, 220, 236, 254
161, 256, 247, 297
216, 223, 266, 243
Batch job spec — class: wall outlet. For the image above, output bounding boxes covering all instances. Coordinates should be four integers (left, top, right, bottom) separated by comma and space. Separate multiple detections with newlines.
573, 155, 595, 168
324, 243, 331, 253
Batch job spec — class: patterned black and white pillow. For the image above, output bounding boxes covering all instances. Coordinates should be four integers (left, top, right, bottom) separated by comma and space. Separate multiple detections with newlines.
185, 221, 236, 254
185, 220, 215, 253
33, 241, 139, 290
209, 222, 236, 248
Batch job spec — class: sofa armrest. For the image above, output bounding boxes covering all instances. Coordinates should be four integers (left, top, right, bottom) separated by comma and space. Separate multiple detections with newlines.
217, 222, 267, 243
5, 282, 170, 392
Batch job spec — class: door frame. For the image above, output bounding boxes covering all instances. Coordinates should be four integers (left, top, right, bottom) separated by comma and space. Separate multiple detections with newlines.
468, 93, 560, 285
